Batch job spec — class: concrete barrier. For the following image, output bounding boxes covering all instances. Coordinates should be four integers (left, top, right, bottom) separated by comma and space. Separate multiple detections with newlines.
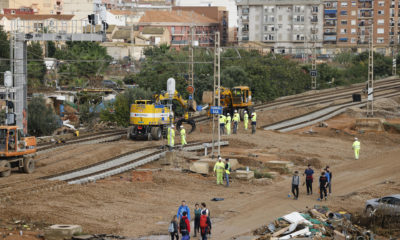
355, 118, 385, 132
44, 225, 82, 240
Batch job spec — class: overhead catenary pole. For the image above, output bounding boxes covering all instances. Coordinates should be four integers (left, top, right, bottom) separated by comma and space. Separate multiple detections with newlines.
211, 32, 221, 157
392, 44, 397, 76
367, 24, 374, 117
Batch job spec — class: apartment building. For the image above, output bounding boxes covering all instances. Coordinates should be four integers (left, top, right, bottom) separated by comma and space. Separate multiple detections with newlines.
323, 0, 400, 54
237, 0, 324, 54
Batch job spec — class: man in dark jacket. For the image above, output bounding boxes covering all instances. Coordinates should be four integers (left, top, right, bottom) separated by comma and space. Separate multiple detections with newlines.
319, 171, 328, 201
291, 171, 300, 200
303, 164, 314, 195
325, 166, 332, 195
179, 212, 190, 239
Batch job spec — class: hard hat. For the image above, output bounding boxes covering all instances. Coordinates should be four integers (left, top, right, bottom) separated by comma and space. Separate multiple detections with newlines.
354, 137, 358, 140
251, 112, 255, 115
244, 110, 247, 113
234, 110, 237, 113
171, 125, 175, 128
180, 125, 184, 128
218, 157, 222, 160
227, 113, 230, 116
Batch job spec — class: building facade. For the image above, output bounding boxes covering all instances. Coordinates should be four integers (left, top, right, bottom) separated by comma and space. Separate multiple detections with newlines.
323, 0, 399, 55
138, 10, 219, 49
237, 0, 324, 54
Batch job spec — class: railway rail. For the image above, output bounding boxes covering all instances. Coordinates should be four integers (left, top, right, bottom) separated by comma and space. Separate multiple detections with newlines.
263, 88, 400, 132
0, 141, 229, 200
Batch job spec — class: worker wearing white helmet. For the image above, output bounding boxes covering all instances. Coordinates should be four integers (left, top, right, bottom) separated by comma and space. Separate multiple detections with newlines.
251, 112, 257, 134
232, 110, 240, 134
243, 110, 249, 130
180, 125, 187, 148
225, 112, 232, 135
167, 124, 175, 150
213, 156, 225, 185
352, 137, 360, 160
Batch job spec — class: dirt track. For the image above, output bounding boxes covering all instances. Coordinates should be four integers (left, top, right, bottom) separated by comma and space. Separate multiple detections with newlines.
1, 102, 400, 239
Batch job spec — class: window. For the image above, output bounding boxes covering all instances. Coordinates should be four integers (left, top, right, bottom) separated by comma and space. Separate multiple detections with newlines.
378, 1, 384, 6
264, 34, 274, 41
377, 28, 384, 34
351, 10, 356, 16
351, 1, 356, 6
341, 2, 348, 7
351, 38, 356, 43
378, 19, 384, 25
340, 28, 347, 33
340, 11, 347, 15
377, 37, 384, 43
312, 6, 318, 13
311, 15, 318, 22
341, 20, 347, 25
11, 10, 16, 14
351, 20, 356, 25
242, 8, 249, 14
378, 10, 384, 15
351, 28, 356, 34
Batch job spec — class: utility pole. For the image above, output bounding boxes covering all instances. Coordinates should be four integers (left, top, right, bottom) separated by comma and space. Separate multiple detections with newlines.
311, 12, 317, 90
392, 45, 397, 76
367, 24, 374, 117
211, 32, 221, 157
188, 25, 195, 100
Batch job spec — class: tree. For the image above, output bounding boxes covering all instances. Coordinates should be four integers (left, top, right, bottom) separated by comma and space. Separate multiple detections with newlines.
28, 97, 59, 136
100, 87, 153, 126
54, 42, 112, 86
27, 42, 47, 87
47, 41, 57, 58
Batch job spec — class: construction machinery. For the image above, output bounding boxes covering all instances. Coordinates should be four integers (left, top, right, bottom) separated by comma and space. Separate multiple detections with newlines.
203, 86, 253, 118
0, 126, 37, 177
127, 91, 197, 141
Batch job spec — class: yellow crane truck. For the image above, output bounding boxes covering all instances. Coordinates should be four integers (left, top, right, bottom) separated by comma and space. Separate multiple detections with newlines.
127, 91, 197, 140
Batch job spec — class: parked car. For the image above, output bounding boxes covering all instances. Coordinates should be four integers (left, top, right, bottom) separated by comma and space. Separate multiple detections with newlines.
103, 80, 117, 89
365, 194, 400, 216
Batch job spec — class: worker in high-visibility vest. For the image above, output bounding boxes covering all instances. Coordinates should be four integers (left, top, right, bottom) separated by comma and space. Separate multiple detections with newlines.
232, 110, 240, 134
243, 110, 249, 130
219, 114, 226, 135
180, 125, 187, 148
167, 125, 175, 150
251, 112, 257, 134
213, 157, 225, 185
352, 137, 361, 160
225, 158, 231, 187
225, 113, 231, 135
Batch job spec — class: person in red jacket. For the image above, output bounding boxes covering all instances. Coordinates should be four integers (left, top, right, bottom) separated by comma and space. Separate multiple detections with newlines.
179, 211, 190, 240
200, 210, 212, 240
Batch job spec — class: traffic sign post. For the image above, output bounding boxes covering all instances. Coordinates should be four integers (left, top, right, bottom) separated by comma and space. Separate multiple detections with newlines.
210, 106, 223, 115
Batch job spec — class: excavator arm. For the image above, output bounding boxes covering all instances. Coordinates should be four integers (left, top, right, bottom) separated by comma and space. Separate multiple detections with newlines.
154, 90, 197, 133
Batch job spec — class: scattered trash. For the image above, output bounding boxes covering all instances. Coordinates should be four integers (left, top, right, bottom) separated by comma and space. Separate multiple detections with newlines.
254, 206, 375, 240
211, 198, 224, 201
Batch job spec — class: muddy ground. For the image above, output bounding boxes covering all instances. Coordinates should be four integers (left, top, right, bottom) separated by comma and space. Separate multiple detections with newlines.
1, 98, 400, 239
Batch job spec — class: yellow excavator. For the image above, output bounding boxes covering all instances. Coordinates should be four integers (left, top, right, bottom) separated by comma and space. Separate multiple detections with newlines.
203, 86, 253, 119
127, 90, 197, 140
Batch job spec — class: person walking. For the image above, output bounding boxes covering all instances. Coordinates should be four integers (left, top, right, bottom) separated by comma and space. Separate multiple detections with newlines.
251, 112, 257, 134
225, 113, 231, 135
177, 200, 191, 221
243, 110, 249, 130
291, 171, 300, 200
219, 115, 226, 135
213, 157, 225, 185
179, 212, 190, 240
352, 137, 360, 160
303, 164, 314, 195
193, 203, 201, 238
168, 215, 179, 240
180, 125, 187, 148
325, 166, 332, 195
318, 171, 328, 201
167, 125, 175, 151
232, 110, 240, 134
200, 211, 212, 240
224, 158, 231, 187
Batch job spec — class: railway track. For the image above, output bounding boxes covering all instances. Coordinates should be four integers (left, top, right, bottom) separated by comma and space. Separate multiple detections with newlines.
36, 130, 126, 153
0, 141, 229, 200
192, 78, 400, 126
263, 88, 400, 132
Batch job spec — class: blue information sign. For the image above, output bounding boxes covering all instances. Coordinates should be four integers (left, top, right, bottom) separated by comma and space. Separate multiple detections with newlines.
210, 106, 223, 114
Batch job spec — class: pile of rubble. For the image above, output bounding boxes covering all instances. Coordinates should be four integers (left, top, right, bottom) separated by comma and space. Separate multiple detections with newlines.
254, 206, 374, 240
